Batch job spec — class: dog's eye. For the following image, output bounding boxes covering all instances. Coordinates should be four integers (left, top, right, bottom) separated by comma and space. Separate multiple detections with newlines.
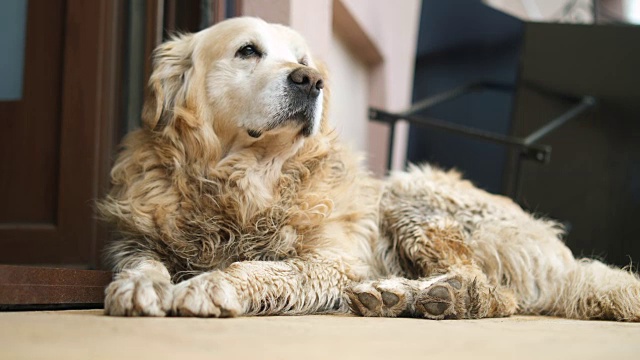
299, 57, 309, 66
236, 45, 261, 58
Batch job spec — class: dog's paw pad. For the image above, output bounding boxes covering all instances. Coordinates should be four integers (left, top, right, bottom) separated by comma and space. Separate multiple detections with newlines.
347, 279, 411, 317
427, 286, 451, 301
422, 302, 450, 316
346, 282, 380, 316
416, 277, 463, 319
357, 292, 381, 311
381, 291, 400, 307
446, 278, 462, 290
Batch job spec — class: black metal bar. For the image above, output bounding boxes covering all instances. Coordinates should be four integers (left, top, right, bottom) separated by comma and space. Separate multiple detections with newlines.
373, 81, 517, 169
402, 82, 514, 116
402, 84, 476, 116
386, 119, 396, 171
370, 108, 551, 163
480, 82, 516, 92
520, 80, 584, 103
524, 96, 596, 145
369, 81, 596, 173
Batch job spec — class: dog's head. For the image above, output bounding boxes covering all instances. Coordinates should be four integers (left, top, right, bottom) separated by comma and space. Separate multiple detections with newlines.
143, 17, 326, 143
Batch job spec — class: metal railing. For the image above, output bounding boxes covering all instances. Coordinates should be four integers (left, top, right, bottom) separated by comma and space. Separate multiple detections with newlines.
368, 81, 597, 199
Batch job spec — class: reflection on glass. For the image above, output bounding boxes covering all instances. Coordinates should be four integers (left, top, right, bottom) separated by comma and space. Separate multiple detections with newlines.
0, 0, 28, 101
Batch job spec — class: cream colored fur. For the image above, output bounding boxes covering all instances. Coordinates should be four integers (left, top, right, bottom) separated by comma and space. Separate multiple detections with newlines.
100, 17, 640, 321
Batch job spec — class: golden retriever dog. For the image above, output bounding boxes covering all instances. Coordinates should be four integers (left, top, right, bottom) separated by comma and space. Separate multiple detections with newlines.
100, 17, 640, 321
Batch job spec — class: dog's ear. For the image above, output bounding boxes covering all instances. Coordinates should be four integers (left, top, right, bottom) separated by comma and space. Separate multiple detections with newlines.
142, 34, 196, 131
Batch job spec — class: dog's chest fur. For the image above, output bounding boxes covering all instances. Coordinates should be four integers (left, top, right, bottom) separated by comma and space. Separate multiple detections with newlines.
154, 139, 363, 277
101, 130, 381, 281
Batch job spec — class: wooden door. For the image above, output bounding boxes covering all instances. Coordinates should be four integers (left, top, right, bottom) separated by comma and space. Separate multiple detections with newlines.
0, 0, 122, 268
0, 0, 240, 310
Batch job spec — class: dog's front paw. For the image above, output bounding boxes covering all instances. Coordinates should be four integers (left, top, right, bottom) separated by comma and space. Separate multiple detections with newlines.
104, 271, 173, 316
171, 272, 243, 317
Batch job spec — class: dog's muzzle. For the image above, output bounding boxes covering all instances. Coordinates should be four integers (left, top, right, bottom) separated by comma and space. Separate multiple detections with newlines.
247, 67, 324, 138
282, 67, 323, 136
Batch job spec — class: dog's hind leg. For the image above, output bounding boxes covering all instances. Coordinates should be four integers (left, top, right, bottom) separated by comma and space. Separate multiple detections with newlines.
348, 208, 517, 319
471, 218, 640, 322
537, 258, 640, 321
347, 265, 517, 319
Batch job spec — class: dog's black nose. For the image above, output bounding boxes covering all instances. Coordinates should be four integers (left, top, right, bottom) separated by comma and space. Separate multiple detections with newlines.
288, 67, 324, 97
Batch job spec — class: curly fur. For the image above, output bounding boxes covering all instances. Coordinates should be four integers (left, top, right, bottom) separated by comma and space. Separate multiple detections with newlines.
100, 17, 640, 321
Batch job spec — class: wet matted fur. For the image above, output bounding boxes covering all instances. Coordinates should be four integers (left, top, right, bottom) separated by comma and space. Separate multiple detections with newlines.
100, 17, 640, 321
